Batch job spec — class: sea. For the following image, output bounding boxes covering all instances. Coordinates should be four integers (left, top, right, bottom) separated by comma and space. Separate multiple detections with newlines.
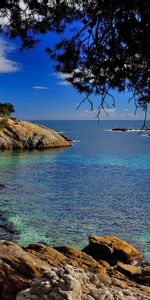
0, 120, 150, 261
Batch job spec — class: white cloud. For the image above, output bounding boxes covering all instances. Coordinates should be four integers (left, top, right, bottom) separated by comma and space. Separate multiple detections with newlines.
32, 86, 50, 90
57, 81, 71, 86
53, 72, 72, 86
0, 39, 21, 73
56, 73, 70, 80
101, 108, 116, 113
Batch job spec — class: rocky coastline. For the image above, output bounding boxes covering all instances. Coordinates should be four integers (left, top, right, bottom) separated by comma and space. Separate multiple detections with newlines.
0, 118, 71, 149
0, 235, 149, 299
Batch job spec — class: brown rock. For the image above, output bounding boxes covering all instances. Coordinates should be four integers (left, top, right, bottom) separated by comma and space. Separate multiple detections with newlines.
0, 241, 66, 299
55, 245, 106, 275
142, 265, 150, 276
136, 275, 150, 284
0, 242, 51, 278
0, 117, 71, 149
0, 236, 148, 300
116, 262, 141, 277
0, 259, 31, 300
136, 265, 150, 285
24, 243, 66, 267
83, 235, 143, 264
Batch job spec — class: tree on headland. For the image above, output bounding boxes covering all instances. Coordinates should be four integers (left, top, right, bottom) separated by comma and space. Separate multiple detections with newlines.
0, 102, 15, 117
0, 1, 150, 125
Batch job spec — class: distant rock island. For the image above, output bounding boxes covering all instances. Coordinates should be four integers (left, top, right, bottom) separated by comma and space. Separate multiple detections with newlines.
112, 128, 133, 132
0, 117, 71, 149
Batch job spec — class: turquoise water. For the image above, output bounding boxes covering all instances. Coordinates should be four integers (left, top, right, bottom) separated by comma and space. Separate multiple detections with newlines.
0, 120, 150, 260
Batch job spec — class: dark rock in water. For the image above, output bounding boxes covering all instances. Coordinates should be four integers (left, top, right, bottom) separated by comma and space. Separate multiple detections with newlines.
59, 133, 72, 141
0, 225, 14, 240
0, 184, 6, 189
0, 212, 19, 241
112, 128, 133, 132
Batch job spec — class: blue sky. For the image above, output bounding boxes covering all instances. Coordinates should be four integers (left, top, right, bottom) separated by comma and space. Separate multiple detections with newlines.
0, 33, 147, 120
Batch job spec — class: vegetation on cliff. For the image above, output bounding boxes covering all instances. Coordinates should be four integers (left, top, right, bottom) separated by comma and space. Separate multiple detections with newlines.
0, 103, 15, 118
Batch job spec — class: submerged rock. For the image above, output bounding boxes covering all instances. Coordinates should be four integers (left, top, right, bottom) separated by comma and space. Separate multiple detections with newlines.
0, 118, 71, 149
0, 184, 6, 189
0, 212, 19, 241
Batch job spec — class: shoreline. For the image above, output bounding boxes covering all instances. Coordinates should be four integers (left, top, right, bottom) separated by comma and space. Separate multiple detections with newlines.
0, 234, 149, 299
0, 208, 149, 263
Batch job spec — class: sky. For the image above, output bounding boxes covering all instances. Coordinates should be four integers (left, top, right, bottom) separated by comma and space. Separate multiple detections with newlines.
0, 33, 148, 120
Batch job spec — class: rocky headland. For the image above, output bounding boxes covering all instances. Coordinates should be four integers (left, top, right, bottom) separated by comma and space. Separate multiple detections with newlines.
0, 235, 149, 299
0, 118, 71, 149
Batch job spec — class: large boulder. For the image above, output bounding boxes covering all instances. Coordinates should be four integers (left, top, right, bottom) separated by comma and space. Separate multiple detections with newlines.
83, 235, 143, 265
0, 118, 71, 149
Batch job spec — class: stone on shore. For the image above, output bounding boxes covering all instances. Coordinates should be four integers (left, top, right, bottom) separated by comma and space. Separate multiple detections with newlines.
0, 117, 71, 149
116, 262, 141, 277
54, 245, 106, 274
16, 264, 150, 300
136, 264, 150, 285
142, 265, 150, 276
83, 235, 143, 264
0, 241, 66, 299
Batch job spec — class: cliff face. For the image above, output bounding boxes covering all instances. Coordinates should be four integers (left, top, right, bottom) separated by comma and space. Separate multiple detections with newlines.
0, 118, 71, 149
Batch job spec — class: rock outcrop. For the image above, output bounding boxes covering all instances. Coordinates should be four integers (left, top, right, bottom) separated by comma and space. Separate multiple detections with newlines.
0, 118, 71, 149
83, 235, 143, 265
16, 264, 150, 300
0, 235, 149, 299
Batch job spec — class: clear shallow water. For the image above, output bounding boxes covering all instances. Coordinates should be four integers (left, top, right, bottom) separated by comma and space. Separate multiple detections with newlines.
0, 120, 150, 260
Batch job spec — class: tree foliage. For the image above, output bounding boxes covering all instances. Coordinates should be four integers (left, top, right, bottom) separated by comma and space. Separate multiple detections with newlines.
0, 1, 150, 122
0, 102, 15, 117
